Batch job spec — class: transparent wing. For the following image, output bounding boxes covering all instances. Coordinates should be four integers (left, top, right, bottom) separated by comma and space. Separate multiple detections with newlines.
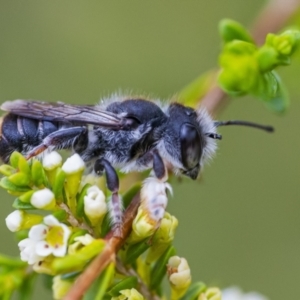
1, 100, 124, 128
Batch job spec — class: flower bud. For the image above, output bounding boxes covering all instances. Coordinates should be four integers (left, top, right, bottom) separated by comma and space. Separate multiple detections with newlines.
112, 288, 144, 300
62, 154, 85, 213
198, 287, 221, 300
30, 188, 56, 210
5, 210, 43, 232
43, 151, 63, 185
68, 233, 95, 255
53, 275, 73, 300
43, 151, 63, 171
146, 212, 178, 263
167, 256, 191, 300
84, 186, 107, 226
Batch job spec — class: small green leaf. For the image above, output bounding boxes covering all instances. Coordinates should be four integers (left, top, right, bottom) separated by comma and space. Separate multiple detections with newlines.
52, 169, 66, 200
84, 262, 115, 300
52, 209, 68, 222
179, 282, 206, 300
60, 271, 81, 281
76, 183, 91, 218
0, 254, 27, 268
124, 238, 151, 265
13, 198, 36, 210
0, 177, 31, 193
219, 19, 254, 44
150, 245, 176, 290
18, 190, 35, 203
31, 160, 47, 188
18, 155, 31, 175
0, 165, 16, 177
100, 214, 111, 237
107, 276, 138, 297
9, 152, 23, 169
122, 183, 142, 209
264, 77, 289, 113
8, 173, 31, 187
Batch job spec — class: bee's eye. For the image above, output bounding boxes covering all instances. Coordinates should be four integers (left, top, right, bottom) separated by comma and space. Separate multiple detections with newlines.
180, 123, 202, 169
122, 116, 141, 130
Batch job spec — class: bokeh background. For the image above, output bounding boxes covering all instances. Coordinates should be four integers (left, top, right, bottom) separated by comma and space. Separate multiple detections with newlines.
0, 1, 299, 299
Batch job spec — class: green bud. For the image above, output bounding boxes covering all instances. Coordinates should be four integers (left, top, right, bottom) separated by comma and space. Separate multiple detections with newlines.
111, 288, 144, 300
18, 190, 35, 203
52, 276, 73, 300
147, 213, 178, 263
219, 19, 254, 44
198, 287, 222, 300
52, 239, 105, 274
256, 46, 282, 72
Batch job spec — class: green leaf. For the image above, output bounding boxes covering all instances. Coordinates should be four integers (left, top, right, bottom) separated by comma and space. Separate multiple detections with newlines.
9, 152, 23, 169
178, 71, 215, 108
100, 214, 111, 237
31, 160, 47, 188
52, 169, 66, 200
179, 282, 206, 300
13, 198, 36, 210
107, 276, 138, 297
124, 238, 151, 265
122, 183, 142, 209
84, 262, 114, 300
150, 245, 176, 290
76, 183, 91, 218
0, 165, 16, 177
0, 177, 31, 193
219, 19, 254, 44
8, 173, 31, 187
263, 76, 289, 113
60, 271, 81, 281
52, 209, 68, 222
0, 254, 27, 268
17, 273, 37, 300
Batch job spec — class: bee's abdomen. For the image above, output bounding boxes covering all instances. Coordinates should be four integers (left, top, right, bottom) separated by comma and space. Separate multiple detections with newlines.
0, 114, 59, 162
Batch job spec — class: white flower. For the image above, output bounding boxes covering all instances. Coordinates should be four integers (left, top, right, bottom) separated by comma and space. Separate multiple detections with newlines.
30, 188, 56, 210
198, 287, 221, 300
84, 185, 107, 225
62, 153, 85, 174
42, 151, 62, 170
5, 210, 23, 232
18, 238, 43, 265
18, 215, 71, 264
167, 256, 191, 288
222, 287, 269, 300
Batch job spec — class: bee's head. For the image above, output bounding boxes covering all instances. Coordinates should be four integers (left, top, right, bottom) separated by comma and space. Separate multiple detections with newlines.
163, 103, 217, 180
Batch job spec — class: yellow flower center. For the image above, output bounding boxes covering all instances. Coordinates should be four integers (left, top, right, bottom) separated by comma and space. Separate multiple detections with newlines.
45, 226, 64, 248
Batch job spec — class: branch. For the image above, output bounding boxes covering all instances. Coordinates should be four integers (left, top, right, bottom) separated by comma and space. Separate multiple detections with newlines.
200, 0, 300, 116
64, 193, 141, 300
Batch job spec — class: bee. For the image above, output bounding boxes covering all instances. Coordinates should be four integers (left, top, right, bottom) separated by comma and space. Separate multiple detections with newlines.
0, 97, 273, 236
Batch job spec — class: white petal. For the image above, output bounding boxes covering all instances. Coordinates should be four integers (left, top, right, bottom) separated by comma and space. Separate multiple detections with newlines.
62, 153, 85, 174
61, 224, 71, 244
5, 210, 23, 232
44, 215, 60, 226
35, 241, 53, 257
42, 151, 62, 170
30, 188, 55, 209
29, 224, 48, 241
18, 238, 32, 250
74, 234, 95, 246
52, 245, 67, 257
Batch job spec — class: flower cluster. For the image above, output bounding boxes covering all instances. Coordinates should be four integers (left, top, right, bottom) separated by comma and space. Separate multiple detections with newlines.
0, 151, 227, 299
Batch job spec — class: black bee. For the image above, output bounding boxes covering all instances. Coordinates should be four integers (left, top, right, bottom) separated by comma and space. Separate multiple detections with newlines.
0, 97, 273, 236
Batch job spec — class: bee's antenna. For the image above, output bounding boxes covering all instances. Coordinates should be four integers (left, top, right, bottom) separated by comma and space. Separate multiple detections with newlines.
214, 120, 274, 133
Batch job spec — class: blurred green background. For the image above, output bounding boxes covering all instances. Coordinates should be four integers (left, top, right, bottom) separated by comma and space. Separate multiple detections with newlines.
0, 1, 299, 299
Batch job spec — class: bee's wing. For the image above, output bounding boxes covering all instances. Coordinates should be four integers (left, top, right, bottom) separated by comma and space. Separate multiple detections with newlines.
1, 100, 124, 129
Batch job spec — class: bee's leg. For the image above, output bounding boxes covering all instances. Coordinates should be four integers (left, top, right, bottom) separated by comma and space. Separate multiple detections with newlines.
152, 149, 168, 182
94, 158, 123, 238
26, 127, 87, 159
